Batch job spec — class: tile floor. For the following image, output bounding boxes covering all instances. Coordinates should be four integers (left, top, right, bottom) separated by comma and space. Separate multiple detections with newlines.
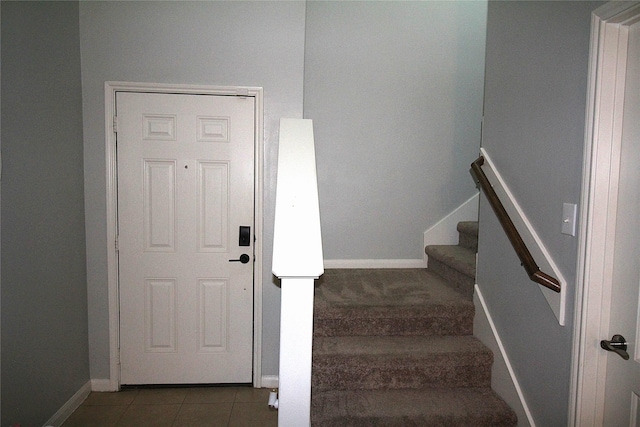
62, 387, 278, 427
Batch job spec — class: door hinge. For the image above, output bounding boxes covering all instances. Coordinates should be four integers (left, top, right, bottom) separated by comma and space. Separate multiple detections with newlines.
113, 116, 118, 133
115, 236, 119, 252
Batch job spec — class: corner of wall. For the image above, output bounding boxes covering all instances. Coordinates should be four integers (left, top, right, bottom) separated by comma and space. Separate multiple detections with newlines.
90, 379, 117, 392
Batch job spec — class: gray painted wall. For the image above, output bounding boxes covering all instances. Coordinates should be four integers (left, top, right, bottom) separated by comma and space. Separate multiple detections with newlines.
1, 2, 89, 425
305, 1, 487, 260
80, 0, 488, 381
0, 0, 491, 410
0, 2, 606, 421
477, 2, 601, 425
79, 1, 306, 379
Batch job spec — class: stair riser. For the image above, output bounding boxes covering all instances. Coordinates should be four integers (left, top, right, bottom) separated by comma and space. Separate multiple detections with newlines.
311, 366, 491, 390
311, 414, 517, 427
427, 258, 475, 296
312, 361, 492, 390
457, 221, 479, 252
311, 387, 518, 427
314, 315, 473, 337
459, 231, 478, 252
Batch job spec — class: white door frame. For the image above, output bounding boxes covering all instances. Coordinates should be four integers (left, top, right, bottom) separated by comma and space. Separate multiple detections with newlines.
570, 3, 640, 425
104, 82, 264, 391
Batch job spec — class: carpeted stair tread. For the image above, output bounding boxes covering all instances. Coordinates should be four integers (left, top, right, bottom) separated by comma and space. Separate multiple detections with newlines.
314, 269, 474, 337
424, 245, 476, 279
314, 335, 491, 358
311, 387, 518, 427
313, 336, 493, 390
315, 269, 470, 306
314, 306, 474, 337
311, 225, 517, 426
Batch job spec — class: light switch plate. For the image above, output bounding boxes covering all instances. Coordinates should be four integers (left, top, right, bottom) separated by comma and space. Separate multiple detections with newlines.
562, 203, 577, 236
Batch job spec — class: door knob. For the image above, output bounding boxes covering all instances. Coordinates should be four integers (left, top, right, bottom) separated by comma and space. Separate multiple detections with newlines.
229, 254, 250, 264
600, 334, 629, 360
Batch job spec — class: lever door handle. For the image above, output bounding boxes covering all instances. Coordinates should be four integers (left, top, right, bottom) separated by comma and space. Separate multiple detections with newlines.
600, 334, 629, 360
229, 254, 250, 264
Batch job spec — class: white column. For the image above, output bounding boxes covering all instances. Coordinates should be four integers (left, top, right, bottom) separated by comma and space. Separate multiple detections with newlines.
278, 277, 315, 427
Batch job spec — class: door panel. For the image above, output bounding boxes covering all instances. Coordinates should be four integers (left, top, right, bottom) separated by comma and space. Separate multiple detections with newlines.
144, 160, 176, 251
117, 92, 255, 385
197, 161, 229, 252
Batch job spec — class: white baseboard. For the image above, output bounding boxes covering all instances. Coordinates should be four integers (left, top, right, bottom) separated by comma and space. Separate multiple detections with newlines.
324, 195, 480, 271
261, 375, 279, 389
323, 259, 425, 269
43, 380, 91, 427
473, 285, 534, 427
90, 378, 116, 392
423, 192, 479, 263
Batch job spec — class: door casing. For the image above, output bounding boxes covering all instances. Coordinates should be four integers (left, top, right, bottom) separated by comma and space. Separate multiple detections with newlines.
104, 82, 264, 391
570, 3, 640, 425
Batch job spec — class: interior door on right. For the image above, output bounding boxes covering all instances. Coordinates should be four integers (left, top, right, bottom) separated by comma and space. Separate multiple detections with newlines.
602, 19, 640, 427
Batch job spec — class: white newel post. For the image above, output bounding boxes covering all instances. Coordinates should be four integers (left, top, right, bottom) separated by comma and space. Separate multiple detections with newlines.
278, 278, 315, 426
272, 119, 324, 427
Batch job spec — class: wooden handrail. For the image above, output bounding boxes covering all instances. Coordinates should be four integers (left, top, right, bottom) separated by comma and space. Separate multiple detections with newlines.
471, 156, 561, 293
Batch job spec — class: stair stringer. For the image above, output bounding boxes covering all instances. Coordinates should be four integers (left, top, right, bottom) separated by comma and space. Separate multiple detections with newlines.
423, 192, 479, 264
474, 284, 534, 427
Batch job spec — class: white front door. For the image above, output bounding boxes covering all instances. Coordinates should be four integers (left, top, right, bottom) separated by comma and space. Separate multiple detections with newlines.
602, 17, 640, 426
117, 92, 255, 384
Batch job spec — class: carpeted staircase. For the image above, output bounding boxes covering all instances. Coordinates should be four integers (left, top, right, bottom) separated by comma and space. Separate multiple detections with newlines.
310, 221, 517, 426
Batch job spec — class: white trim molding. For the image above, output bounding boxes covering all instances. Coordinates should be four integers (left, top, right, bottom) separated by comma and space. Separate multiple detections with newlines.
326, 193, 480, 271
90, 379, 113, 392
479, 147, 567, 325
474, 285, 534, 427
103, 82, 264, 390
261, 375, 279, 389
44, 381, 91, 427
570, 3, 640, 426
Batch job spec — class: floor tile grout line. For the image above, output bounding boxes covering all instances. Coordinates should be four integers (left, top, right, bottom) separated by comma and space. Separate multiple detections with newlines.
112, 401, 129, 427
223, 390, 239, 427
